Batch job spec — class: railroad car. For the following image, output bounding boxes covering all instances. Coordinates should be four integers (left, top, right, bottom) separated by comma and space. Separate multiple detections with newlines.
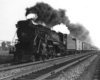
76, 39, 83, 53
82, 42, 93, 52
82, 42, 88, 52
65, 34, 76, 55
9, 19, 96, 62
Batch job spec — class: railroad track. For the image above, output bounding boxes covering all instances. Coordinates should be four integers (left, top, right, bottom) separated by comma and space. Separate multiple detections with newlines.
13, 52, 97, 80
0, 61, 28, 69
0, 60, 31, 69
0, 51, 96, 70
0, 51, 97, 80
92, 54, 100, 80
0, 51, 94, 71
33, 54, 97, 80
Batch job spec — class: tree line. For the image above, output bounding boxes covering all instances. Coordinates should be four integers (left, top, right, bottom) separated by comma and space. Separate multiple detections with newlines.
0, 41, 13, 51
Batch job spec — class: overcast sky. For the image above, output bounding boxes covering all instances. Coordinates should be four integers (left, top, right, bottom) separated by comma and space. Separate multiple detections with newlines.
0, 0, 100, 48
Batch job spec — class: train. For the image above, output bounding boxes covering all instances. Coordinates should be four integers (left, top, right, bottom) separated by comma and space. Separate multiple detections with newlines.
9, 19, 98, 62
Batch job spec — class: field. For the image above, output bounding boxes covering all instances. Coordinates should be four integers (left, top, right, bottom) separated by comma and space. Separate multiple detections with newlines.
0, 51, 13, 62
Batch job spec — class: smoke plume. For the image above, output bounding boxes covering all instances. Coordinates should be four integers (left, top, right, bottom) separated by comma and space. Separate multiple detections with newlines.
67, 23, 92, 44
25, 2, 92, 44
25, 2, 69, 28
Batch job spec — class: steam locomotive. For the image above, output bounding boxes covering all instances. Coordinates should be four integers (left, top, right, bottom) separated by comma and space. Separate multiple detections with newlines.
9, 19, 96, 62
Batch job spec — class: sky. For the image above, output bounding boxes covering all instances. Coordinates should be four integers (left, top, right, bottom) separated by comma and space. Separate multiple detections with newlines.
0, 0, 100, 48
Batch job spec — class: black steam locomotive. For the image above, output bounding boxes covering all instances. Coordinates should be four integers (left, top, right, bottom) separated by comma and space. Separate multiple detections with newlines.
9, 19, 95, 62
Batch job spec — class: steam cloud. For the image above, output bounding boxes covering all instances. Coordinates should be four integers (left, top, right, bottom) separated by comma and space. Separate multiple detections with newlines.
25, 2, 92, 44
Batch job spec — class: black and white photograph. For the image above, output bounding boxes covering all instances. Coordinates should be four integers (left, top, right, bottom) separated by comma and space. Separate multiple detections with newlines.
0, 0, 100, 80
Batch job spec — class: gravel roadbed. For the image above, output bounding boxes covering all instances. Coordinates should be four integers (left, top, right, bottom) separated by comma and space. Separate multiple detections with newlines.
43, 54, 98, 80
76, 53, 100, 80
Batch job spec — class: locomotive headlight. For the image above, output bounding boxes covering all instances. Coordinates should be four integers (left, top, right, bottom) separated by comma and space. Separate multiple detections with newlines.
22, 32, 26, 36
21, 32, 27, 38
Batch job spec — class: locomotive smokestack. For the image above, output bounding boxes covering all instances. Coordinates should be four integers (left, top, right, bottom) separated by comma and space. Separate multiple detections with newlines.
26, 2, 92, 44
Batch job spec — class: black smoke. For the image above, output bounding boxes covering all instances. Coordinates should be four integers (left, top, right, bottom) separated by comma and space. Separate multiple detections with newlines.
25, 2, 69, 28
67, 23, 92, 44
25, 2, 92, 44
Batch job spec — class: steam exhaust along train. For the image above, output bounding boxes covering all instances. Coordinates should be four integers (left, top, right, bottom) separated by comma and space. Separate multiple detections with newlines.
9, 19, 97, 62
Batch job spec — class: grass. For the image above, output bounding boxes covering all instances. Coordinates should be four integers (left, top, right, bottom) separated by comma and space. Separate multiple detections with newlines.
0, 51, 13, 62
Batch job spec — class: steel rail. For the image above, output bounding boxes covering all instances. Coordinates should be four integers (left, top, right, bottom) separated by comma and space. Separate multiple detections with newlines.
0, 52, 97, 80
0, 52, 91, 71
